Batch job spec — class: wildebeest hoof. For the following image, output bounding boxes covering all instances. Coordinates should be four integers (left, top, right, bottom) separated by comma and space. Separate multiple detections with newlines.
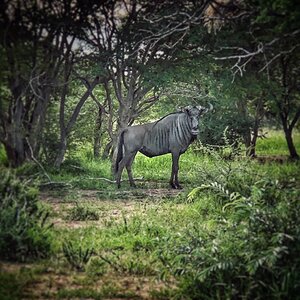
170, 183, 176, 189
170, 183, 182, 189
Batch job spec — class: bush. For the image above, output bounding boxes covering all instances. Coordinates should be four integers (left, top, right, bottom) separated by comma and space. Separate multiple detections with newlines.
158, 148, 300, 299
0, 169, 53, 261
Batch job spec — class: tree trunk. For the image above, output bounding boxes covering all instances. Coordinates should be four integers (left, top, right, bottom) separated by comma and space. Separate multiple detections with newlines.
4, 78, 28, 167
4, 132, 26, 168
54, 130, 67, 168
102, 140, 113, 160
280, 110, 299, 159
93, 106, 103, 158
248, 98, 264, 158
249, 126, 258, 157
284, 127, 299, 159
54, 76, 100, 168
244, 129, 252, 157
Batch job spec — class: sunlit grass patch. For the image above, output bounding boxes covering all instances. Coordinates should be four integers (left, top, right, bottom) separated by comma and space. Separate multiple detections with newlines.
256, 129, 300, 156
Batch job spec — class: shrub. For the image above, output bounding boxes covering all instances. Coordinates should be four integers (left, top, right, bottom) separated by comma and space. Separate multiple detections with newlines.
62, 240, 94, 271
159, 148, 300, 299
0, 169, 53, 261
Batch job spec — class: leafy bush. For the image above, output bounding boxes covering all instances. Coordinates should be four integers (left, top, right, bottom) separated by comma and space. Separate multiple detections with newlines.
157, 149, 300, 299
0, 169, 53, 261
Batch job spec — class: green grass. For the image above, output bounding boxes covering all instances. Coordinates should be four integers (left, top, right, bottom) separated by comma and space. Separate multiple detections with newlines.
256, 129, 300, 156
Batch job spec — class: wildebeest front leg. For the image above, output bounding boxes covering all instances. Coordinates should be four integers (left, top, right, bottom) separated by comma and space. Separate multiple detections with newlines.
170, 152, 182, 189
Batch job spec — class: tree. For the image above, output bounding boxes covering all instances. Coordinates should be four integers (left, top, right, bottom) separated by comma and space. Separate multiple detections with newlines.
0, 0, 107, 167
270, 54, 300, 158
82, 0, 211, 157
207, 0, 300, 158
0, 0, 64, 166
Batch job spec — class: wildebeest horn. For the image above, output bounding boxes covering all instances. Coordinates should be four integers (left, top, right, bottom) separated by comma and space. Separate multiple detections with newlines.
182, 105, 192, 112
208, 103, 213, 111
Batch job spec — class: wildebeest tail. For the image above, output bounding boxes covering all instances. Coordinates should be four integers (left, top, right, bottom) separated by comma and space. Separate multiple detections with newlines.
114, 130, 125, 174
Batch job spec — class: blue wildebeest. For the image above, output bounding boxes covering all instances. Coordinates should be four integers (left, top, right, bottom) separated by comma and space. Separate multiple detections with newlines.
114, 105, 213, 189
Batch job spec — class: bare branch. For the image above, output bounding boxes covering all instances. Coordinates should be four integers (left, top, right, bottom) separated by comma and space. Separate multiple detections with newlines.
259, 44, 300, 73
26, 137, 51, 182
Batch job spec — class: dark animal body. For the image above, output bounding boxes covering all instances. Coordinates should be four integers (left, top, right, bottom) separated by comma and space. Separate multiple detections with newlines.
114, 105, 212, 189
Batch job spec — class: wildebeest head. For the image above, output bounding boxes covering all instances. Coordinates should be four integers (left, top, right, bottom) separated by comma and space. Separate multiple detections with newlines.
181, 104, 213, 135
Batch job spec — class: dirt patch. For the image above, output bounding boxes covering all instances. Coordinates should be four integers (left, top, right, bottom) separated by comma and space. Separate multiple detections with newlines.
2, 261, 174, 299
0, 261, 31, 273
255, 155, 291, 164
41, 188, 183, 229
1, 188, 182, 299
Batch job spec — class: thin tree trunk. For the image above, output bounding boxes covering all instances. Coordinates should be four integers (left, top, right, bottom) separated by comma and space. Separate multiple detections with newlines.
244, 129, 252, 157
54, 76, 100, 168
249, 97, 264, 157
280, 109, 299, 159
283, 127, 299, 159
249, 125, 258, 157
54, 131, 68, 168
93, 106, 103, 158
102, 140, 113, 160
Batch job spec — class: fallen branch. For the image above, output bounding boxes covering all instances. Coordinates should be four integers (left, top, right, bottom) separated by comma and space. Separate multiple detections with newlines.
39, 181, 73, 189
26, 137, 51, 182
87, 177, 144, 183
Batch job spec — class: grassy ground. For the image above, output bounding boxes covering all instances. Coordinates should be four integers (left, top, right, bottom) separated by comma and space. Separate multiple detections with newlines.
0, 131, 300, 299
256, 129, 300, 156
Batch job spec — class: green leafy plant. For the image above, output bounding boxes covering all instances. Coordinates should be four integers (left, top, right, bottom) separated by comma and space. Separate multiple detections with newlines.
62, 240, 94, 271
0, 169, 53, 261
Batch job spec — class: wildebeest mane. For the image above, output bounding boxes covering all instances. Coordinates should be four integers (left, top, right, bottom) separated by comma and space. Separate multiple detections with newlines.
151, 111, 184, 128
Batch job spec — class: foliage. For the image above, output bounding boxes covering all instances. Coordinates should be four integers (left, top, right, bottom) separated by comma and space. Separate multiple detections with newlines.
62, 240, 94, 271
0, 144, 7, 165
156, 147, 300, 299
0, 169, 53, 261
0, 271, 31, 300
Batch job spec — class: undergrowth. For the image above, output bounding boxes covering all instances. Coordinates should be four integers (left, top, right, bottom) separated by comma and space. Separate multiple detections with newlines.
0, 169, 53, 261
1, 132, 299, 299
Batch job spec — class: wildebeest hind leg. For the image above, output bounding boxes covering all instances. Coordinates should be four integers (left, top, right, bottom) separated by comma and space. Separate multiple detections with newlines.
170, 152, 181, 189
116, 154, 131, 188
126, 152, 137, 187
116, 154, 134, 188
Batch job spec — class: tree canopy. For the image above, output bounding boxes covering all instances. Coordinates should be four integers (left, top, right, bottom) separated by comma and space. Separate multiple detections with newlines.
0, 0, 299, 167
